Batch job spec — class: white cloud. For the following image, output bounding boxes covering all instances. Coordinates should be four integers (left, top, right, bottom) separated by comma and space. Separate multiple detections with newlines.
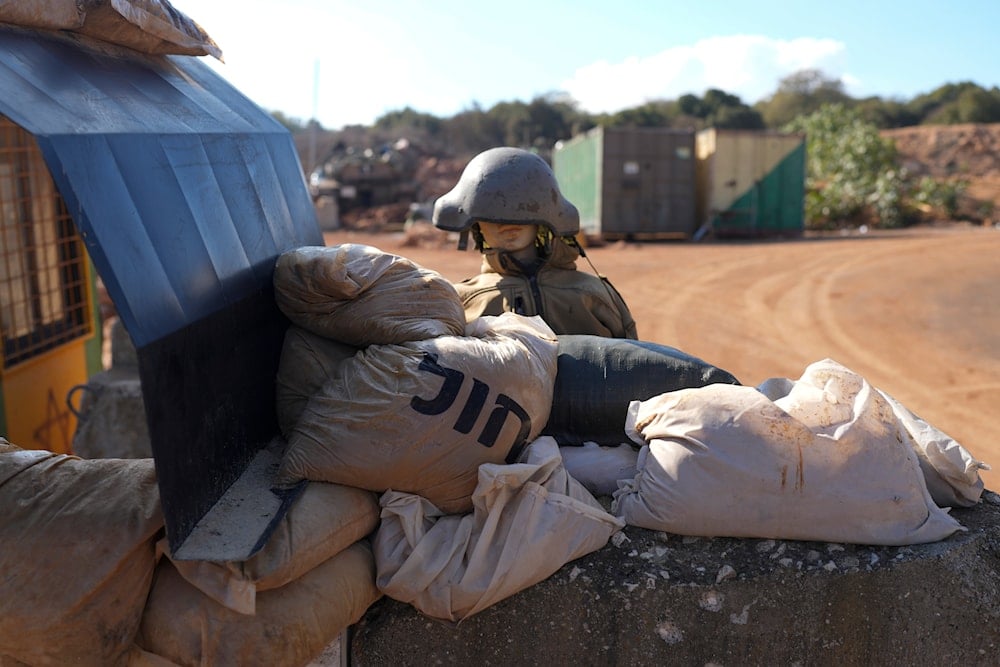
561, 35, 847, 113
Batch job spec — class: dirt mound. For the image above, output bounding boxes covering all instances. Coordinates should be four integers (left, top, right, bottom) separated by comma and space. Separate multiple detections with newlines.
412, 155, 468, 201
883, 123, 1000, 214
883, 123, 1000, 178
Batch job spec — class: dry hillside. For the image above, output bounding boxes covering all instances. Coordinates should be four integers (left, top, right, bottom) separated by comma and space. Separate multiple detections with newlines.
884, 122, 1000, 216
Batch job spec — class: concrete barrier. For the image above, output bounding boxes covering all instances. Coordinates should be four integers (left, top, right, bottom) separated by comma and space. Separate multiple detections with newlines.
350, 495, 1000, 665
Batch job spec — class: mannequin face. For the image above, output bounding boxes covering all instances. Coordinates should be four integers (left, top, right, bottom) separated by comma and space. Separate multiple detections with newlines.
476, 221, 538, 256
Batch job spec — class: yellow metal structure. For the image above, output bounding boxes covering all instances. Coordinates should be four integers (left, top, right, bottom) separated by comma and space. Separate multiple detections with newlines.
0, 116, 101, 454
1, 337, 90, 453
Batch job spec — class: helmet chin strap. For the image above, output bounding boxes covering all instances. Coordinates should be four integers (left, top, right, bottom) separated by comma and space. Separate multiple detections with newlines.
564, 235, 624, 305
457, 229, 470, 251
565, 234, 587, 258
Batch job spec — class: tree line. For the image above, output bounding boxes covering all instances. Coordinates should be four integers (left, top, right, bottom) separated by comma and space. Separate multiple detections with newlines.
276, 69, 1000, 156
275, 69, 998, 229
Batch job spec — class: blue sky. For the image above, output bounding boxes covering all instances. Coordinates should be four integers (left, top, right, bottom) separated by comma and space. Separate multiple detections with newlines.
171, 0, 1000, 130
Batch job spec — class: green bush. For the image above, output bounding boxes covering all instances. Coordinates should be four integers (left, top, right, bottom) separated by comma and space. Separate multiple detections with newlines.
785, 104, 907, 228
910, 176, 967, 219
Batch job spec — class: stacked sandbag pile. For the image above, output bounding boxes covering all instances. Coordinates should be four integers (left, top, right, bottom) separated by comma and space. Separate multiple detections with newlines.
135, 481, 382, 666
272, 244, 559, 513
0, 439, 163, 666
270, 244, 632, 624
0, 439, 382, 666
131, 242, 478, 664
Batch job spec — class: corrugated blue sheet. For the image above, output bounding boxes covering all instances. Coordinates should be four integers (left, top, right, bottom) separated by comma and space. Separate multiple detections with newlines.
0, 24, 323, 347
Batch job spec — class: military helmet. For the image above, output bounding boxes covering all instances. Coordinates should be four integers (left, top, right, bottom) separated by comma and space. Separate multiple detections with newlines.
432, 147, 580, 237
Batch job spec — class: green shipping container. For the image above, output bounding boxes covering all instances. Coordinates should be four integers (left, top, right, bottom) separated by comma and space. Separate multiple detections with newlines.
553, 126, 697, 239
695, 128, 805, 237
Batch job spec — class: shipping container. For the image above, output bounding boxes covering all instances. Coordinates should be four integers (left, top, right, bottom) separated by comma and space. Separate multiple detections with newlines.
695, 128, 805, 237
554, 126, 697, 239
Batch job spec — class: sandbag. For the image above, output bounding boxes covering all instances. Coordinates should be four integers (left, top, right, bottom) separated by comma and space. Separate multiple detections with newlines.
275, 325, 359, 437
612, 359, 966, 546
756, 373, 989, 508
0, 0, 222, 59
559, 442, 640, 497
374, 437, 625, 622
543, 335, 740, 445
0, 440, 163, 666
277, 313, 559, 514
136, 541, 381, 667
164, 481, 379, 615
878, 389, 986, 507
273, 244, 467, 347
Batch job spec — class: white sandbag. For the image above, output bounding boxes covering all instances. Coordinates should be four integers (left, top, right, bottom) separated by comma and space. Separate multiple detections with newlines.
273, 244, 467, 346
759, 364, 988, 508
277, 313, 558, 514
877, 389, 987, 508
275, 325, 359, 437
136, 541, 381, 667
613, 359, 965, 545
559, 442, 639, 497
164, 481, 379, 615
374, 437, 625, 622
0, 0, 222, 59
0, 439, 164, 666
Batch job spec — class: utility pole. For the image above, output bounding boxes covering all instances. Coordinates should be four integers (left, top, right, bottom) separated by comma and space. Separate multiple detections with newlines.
308, 59, 319, 171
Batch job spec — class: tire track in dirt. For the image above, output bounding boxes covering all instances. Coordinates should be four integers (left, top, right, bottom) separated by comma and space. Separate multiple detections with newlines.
805, 231, 1000, 481
731, 230, 1000, 482
596, 230, 1000, 485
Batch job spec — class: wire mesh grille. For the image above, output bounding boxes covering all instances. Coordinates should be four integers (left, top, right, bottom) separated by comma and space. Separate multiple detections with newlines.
0, 116, 91, 368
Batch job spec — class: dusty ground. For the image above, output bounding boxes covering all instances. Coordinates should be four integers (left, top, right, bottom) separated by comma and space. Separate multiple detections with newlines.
324, 223, 1000, 490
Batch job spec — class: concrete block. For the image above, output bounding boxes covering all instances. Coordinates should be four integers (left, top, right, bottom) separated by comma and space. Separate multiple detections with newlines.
351, 497, 1000, 665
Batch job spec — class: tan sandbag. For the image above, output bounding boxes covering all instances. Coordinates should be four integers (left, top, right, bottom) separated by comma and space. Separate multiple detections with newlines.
613, 359, 966, 546
0, 0, 83, 29
374, 437, 625, 622
0, 0, 222, 59
137, 541, 381, 667
0, 439, 163, 666
273, 244, 467, 347
165, 481, 380, 614
277, 313, 558, 514
275, 325, 359, 436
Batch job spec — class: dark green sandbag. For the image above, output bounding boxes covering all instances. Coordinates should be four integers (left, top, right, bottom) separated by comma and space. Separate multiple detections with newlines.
542, 335, 740, 445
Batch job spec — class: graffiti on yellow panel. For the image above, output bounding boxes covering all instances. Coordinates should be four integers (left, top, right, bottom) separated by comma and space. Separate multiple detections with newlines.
32, 388, 73, 452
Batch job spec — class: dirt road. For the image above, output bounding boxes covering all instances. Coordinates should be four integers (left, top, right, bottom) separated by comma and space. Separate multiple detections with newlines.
324, 224, 1000, 490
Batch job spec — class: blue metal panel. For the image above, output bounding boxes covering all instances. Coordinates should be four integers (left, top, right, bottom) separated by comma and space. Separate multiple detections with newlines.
0, 24, 322, 347
0, 23, 323, 556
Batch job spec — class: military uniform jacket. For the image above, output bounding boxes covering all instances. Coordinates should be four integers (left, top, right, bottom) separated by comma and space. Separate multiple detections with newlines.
454, 240, 638, 339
